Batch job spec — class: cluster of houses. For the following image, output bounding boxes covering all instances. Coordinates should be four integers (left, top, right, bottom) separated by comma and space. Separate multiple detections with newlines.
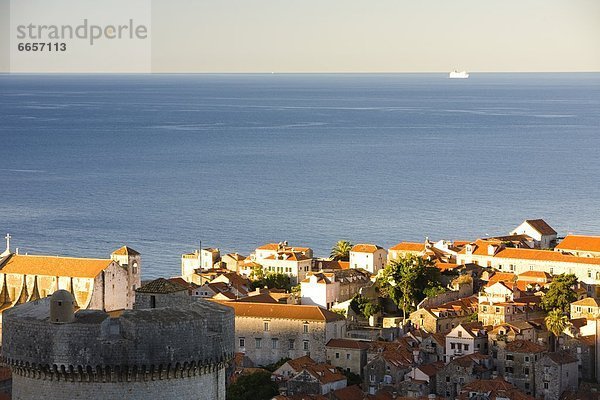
2, 219, 600, 400
167, 219, 600, 399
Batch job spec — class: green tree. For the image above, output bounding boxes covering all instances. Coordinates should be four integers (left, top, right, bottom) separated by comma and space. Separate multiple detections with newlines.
362, 302, 381, 318
251, 272, 292, 292
249, 264, 264, 281
378, 254, 440, 322
541, 274, 578, 312
423, 285, 447, 299
545, 308, 570, 352
349, 295, 379, 319
263, 357, 291, 372
338, 368, 362, 386
330, 240, 353, 261
226, 371, 278, 400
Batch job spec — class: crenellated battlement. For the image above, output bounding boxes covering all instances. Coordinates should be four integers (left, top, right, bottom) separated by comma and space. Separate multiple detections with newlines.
1, 291, 234, 399
5, 358, 231, 382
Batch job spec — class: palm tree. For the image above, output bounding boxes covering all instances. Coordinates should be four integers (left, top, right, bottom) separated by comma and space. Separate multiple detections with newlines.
330, 240, 353, 261
545, 308, 570, 352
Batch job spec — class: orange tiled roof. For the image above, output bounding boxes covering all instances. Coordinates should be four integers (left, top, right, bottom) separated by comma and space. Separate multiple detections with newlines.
351, 244, 384, 253
435, 261, 459, 272
257, 243, 311, 252
545, 351, 578, 365
571, 297, 600, 307
389, 242, 424, 252
331, 385, 365, 400
524, 219, 557, 236
326, 338, 370, 350
263, 251, 310, 261
505, 339, 546, 353
137, 278, 188, 294
315, 260, 350, 270
556, 235, 600, 253
496, 247, 600, 265
111, 246, 140, 256
0, 254, 112, 278
286, 355, 317, 371
517, 271, 552, 280
214, 301, 345, 322
488, 272, 517, 284
301, 363, 346, 384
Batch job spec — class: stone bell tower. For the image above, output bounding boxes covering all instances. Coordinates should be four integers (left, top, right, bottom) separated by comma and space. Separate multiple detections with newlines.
110, 246, 142, 308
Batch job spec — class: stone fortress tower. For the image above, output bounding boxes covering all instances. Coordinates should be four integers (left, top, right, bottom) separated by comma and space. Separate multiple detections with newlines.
1, 288, 234, 400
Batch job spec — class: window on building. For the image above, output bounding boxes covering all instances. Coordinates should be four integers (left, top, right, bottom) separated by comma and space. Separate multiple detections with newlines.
446, 377, 450, 382
524, 356, 530, 362
255, 338, 262, 349
451, 343, 456, 350
239, 338, 245, 347
525, 383, 530, 390
588, 270, 592, 278
464, 345, 469, 351
289, 339, 295, 350
529, 265, 533, 271
272, 338, 278, 349
150, 295, 156, 309
335, 352, 340, 359
303, 323, 309, 333
524, 367, 529, 375
303, 340, 309, 351
459, 377, 464, 384
544, 382, 549, 389
549, 268, 553, 275
458, 331, 462, 338
346, 353, 351, 360
495, 307, 500, 313
506, 354, 513, 361
264, 321, 270, 331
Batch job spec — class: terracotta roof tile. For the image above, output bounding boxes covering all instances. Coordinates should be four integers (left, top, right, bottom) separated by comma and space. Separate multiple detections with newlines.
351, 244, 384, 253
213, 301, 345, 322
525, 219, 557, 236
497, 248, 600, 265
332, 385, 365, 400
545, 351, 578, 365
556, 235, 600, 253
571, 297, 600, 307
263, 251, 310, 261
505, 339, 546, 353
326, 338, 370, 350
0, 254, 112, 279
286, 355, 317, 371
389, 242, 424, 252
301, 363, 346, 384
111, 246, 140, 256
136, 278, 188, 294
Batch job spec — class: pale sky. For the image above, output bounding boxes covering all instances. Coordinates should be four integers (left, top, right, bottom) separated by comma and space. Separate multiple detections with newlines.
1, 0, 600, 73
150, 0, 600, 72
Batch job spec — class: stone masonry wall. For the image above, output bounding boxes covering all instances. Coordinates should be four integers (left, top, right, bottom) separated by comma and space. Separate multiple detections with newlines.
11, 366, 226, 400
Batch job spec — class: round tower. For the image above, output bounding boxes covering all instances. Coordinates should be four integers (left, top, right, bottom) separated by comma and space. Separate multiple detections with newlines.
49, 289, 75, 323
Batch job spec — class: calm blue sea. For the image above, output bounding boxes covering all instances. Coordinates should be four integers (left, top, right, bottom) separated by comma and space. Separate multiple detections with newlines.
1, 73, 599, 278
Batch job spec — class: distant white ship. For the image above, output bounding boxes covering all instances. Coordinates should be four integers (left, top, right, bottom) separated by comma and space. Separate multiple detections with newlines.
449, 70, 469, 79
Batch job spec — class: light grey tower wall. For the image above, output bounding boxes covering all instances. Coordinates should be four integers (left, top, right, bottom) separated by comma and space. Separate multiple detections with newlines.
1, 297, 234, 400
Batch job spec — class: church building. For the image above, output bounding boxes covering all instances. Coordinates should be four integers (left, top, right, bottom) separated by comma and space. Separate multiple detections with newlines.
0, 234, 140, 335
